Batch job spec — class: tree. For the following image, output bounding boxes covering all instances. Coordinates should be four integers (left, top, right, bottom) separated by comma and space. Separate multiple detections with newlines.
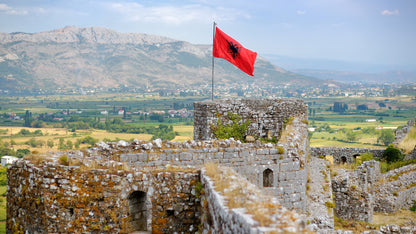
16, 149, 30, 158
345, 129, 360, 142
382, 145, 403, 163
24, 110, 31, 127
357, 104, 368, 110
378, 129, 395, 146
333, 102, 348, 113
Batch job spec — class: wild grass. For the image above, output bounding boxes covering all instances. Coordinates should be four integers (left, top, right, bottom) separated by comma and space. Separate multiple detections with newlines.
397, 126, 416, 154
334, 216, 377, 233
380, 159, 416, 173
23, 154, 53, 166
373, 210, 416, 226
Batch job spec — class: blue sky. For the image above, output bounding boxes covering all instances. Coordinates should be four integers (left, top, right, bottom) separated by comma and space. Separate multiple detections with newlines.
1, 0, 415, 71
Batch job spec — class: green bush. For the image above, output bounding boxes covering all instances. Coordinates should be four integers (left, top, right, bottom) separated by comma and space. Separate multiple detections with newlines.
382, 144, 403, 163
211, 112, 250, 142
410, 201, 416, 212
355, 152, 373, 166
0, 167, 7, 186
59, 155, 69, 166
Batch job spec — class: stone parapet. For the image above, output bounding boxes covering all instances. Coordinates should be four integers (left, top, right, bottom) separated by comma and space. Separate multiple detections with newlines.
200, 165, 305, 233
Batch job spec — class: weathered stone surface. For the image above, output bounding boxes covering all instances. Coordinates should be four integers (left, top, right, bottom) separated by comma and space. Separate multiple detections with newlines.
311, 147, 384, 164
201, 166, 305, 233
193, 98, 307, 141
7, 163, 200, 233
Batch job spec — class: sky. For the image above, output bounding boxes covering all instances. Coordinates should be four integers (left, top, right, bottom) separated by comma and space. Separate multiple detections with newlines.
1, 0, 415, 72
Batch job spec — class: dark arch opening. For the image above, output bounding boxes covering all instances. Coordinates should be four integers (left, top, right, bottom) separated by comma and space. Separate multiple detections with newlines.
353, 154, 360, 162
128, 191, 148, 231
340, 156, 347, 164
263, 168, 273, 187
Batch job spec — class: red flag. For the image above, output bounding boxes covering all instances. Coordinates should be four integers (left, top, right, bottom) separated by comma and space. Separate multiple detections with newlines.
213, 27, 257, 76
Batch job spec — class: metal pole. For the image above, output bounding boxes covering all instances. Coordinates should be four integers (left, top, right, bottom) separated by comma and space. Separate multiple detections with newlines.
211, 22, 216, 101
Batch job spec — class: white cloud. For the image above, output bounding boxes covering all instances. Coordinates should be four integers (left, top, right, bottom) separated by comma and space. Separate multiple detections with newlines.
381, 9, 399, 16
0, 3, 28, 15
107, 2, 249, 25
0, 3, 11, 11
297, 10, 306, 15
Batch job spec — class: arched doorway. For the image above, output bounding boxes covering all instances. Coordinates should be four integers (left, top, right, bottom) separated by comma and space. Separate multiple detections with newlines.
263, 168, 273, 187
128, 191, 148, 231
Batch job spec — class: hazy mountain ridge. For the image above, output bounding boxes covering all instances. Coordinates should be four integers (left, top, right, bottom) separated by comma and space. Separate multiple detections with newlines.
0, 26, 326, 91
294, 69, 416, 83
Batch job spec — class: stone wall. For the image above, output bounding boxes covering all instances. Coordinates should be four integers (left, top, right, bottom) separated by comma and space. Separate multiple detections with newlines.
374, 164, 416, 213
332, 161, 380, 223
193, 98, 307, 141
332, 160, 416, 223
7, 159, 200, 233
311, 147, 384, 164
93, 137, 308, 211
394, 117, 415, 146
200, 165, 305, 233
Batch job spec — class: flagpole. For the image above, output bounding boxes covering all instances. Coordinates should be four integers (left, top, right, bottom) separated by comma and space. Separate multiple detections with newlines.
211, 22, 216, 101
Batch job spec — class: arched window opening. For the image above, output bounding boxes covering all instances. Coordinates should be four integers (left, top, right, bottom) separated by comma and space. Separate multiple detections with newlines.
263, 168, 273, 187
340, 156, 347, 164
128, 191, 148, 231
353, 154, 360, 163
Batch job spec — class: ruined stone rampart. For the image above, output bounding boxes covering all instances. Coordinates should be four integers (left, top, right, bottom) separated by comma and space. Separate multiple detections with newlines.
332, 161, 380, 223
193, 98, 307, 141
7, 98, 311, 233
374, 164, 416, 213
311, 147, 384, 164
7, 159, 200, 233
90, 137, 308, 211
394, 117, 415, 146
200, 166, 304, 233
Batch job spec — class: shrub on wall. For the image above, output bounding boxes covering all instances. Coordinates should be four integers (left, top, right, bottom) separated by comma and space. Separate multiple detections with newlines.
382, 144, 403, 163
211, 112, 250, 142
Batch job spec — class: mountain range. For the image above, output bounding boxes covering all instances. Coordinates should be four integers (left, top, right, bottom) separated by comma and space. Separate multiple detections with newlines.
0, 26, 328, 92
